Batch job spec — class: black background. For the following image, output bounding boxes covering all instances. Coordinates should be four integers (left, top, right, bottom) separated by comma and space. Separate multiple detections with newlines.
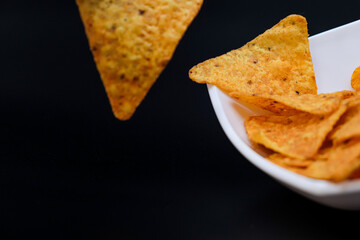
1, 0, 360, 239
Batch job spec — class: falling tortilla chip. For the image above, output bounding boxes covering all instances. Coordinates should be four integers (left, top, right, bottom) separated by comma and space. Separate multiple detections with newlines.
244, 103, 347, 159
76, 0, 203, 120
189, 14, 317, 101
351, 66, 360, 91
230, 91, 342, 115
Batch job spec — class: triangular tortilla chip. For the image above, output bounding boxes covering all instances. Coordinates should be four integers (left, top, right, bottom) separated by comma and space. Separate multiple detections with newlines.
267, 138, 360, 182
304, 138, 360, 182
268, 153, 314, 168
231, 91, 344, 115
245, 102, 347, 159
189, 14, 317, 99
77, 0, 203, 120
330, 97, 360, 144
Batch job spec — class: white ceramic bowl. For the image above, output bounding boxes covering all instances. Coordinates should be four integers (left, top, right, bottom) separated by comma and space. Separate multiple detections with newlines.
207, 19, 360, 210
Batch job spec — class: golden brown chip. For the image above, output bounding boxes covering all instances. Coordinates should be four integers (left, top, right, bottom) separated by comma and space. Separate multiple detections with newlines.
351, 66, 360, 91
304, 138, 360, 182
76, 0, 203, 120
330, 101, 360, 144
268, 153, 314, 168
269, 138, 360, 182
332, 90, 356, 100
271, 148, 360, 182
189, 14, 317, 100
349, 166, 360, 180
230, 92, 341, 115
244, 103, 347, 159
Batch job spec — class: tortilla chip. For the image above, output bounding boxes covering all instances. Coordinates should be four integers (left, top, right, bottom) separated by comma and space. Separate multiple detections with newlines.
349, 166, 360, 180
305, 138, 360, 182
77, 0, 203, 120
189, 14, 317, 99
351, 66, 360, 91
330, 100, 360, 144
244, 103, 347, 159
230, 92, 341, 115
268, 153, 314, 168
332, 90, 356, 100
269, 138, 360, 182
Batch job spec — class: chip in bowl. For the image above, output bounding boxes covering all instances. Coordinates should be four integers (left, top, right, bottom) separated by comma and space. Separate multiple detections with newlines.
191, 15, 360, 209
189, 15, 317, 106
